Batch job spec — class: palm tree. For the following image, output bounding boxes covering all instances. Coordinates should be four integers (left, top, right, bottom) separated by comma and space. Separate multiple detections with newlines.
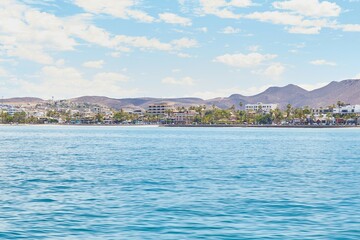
286, 104, 292, 120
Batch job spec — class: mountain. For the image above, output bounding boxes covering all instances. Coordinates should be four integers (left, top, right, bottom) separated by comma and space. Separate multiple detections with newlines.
209, 84, 310, 109
2, 79, 360, 109
1, 97, 45, 105
205, 79, 360, 109
302, 80, 360, 107
70, 96, 206, 110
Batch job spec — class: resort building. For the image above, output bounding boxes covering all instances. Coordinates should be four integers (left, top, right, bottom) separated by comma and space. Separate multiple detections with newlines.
147, 103, 174, 116
173, 110, 197, 124
245, 102, 279, 113
333, 105, 360, 114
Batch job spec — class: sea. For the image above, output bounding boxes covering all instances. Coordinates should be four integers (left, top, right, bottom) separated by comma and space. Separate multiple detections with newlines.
0, 126, 359, 239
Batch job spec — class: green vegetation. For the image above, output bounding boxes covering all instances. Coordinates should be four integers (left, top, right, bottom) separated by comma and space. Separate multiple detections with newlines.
1, 101, 359, 126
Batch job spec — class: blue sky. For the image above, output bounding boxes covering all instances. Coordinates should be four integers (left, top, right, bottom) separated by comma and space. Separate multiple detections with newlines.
0, 0, 359, 99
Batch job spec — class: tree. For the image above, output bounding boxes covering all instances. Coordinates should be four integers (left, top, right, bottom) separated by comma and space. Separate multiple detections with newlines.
337, 101, 345, 108
13, 112, 27, 124
95, 113, 104, 123
271, 108, 283, 124
286, 104, 292, 120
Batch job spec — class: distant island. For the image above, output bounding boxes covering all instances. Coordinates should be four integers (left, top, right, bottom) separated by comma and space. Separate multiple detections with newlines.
1, 79, 360, 126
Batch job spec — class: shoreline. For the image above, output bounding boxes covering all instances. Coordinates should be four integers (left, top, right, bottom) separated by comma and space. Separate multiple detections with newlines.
161, 124, 360, 128
1, 123, 359, 129
0, 124, 160, 128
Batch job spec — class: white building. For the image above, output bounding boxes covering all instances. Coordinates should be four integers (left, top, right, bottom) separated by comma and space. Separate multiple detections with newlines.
333, 105, 360, 114
0, 105, 23, 116
245, 102, 279, 113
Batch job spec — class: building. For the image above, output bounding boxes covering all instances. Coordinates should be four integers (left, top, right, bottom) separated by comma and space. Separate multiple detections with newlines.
333, 105, 360, 114
147, 103, 174, 116
173, 110, 197, 124
245, 102, 279, 113
123, 108, 145, 116
312, 107, 332, 115
0, 104, 23, 116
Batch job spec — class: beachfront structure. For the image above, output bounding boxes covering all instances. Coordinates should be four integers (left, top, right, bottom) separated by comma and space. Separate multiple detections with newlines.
333, 105, 360, 114
173, 110, 197, 124
147, 103, 174, 116
245, 102, 279, 113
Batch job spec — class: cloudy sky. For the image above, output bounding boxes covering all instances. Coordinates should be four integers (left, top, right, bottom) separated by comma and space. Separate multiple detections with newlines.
0, 0, 359, 99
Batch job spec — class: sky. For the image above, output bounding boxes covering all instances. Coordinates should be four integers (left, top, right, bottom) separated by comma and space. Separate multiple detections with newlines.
0, 0, 359, 100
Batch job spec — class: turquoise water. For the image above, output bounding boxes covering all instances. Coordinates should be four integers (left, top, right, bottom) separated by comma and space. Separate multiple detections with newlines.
1, 126, 360, 239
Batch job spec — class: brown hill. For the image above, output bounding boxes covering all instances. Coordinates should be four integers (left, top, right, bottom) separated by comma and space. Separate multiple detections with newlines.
3, 79, 360, 109
1, 97, 45, 105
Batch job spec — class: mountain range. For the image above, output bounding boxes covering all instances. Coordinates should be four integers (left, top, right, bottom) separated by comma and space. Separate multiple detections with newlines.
2, 79, 360, 110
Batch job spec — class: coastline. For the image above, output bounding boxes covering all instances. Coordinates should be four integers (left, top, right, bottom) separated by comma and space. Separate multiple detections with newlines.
161, 124, 360, 128
0, 124, 160, 128
1, 123, 359, 129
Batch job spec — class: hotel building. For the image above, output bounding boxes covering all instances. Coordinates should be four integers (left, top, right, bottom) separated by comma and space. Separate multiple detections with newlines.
245, 102, 279, 113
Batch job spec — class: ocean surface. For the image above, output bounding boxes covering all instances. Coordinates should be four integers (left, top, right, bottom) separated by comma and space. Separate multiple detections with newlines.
0, 126, 360, 239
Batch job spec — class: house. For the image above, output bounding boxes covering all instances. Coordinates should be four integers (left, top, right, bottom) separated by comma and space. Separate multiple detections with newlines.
333, 105, 360, 114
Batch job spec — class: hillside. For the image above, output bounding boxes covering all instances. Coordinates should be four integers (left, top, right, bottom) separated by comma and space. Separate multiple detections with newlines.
3, 79, 360, 109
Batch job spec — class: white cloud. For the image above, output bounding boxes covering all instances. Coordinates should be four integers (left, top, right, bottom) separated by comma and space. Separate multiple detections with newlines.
287, 26, 321, 34
55, 59, 65, 66
248, 45, 260, 52
83, 60, 104, 69
244, 11, 332, 34
171, 38, 198, 49
0, 0, 76, 64
221, 26, 240, 34
162, 77, 194, 86
252, 63, 285, 80
199, 0, 252, 19
214, 53, 277, 68
273, 0, 341, 18
340, 24, 360, 32
177, 53, 192, 58
242, 2, 360, 35
298, 82, 328, 90
263, 63, 285, 79
198, 27, 208, 33
240, 85, 273, 96
114, 35, 172, 51
18, 66, 137, 98
159, 12, 192, 26
42, 65, 83, 83
0, 1, 198, 65
246, 11, 330, 28
66, 15, 198, 52
192, 85, 272, 99
310, 59, 337, 66
73, 0, 155, 23
0, 67, 8, 77
93, 72, 128, 83
110, 52, 122, 58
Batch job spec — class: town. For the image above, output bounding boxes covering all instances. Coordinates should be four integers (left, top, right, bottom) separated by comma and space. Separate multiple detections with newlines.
1, 100, 360, 126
